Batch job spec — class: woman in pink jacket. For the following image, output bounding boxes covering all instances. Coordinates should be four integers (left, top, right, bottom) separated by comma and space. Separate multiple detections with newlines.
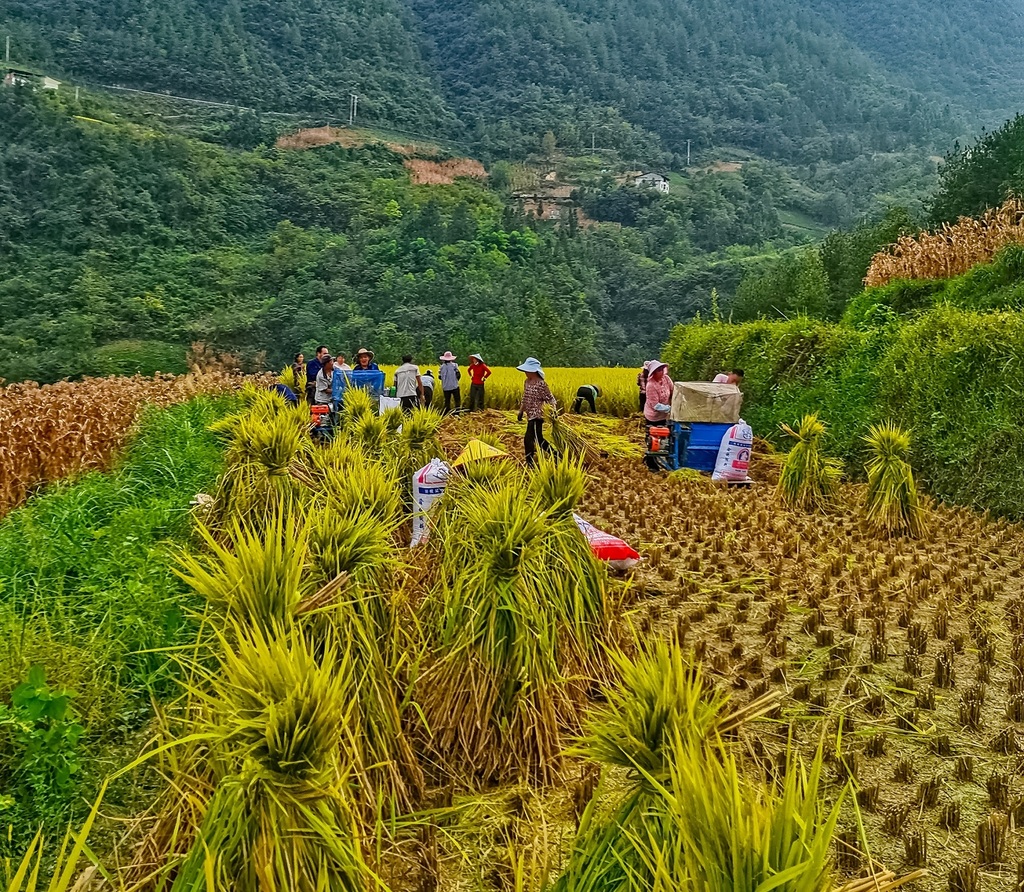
643, 360, 673, 470
643, 361, 673, 424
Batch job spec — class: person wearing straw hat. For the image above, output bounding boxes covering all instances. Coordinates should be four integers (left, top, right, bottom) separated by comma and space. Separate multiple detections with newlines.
438, 351, 462, 413
516, 357, 556, 467
353, 348, 379, 371
467, 353, 492, 412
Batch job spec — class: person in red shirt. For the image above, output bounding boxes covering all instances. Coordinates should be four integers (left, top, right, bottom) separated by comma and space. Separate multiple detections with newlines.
467, 353, 492, 412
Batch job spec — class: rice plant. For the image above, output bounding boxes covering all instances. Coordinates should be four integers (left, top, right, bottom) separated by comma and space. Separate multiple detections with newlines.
634, 734, 842, 892
420, 480, 599, 784
316, 459, 404, 529
555, 644, 821, 892
210, 406, 310, 528
863, 422, 925, 537
777, 414, 842, 511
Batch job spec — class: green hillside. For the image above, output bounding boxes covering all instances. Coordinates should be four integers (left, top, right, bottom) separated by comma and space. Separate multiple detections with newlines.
1, 0, 971, 162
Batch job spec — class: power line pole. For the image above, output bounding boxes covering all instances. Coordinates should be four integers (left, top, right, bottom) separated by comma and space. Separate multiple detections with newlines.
349, 93, 358, 126
5, 35, 10, 63
686, 139, 691, 167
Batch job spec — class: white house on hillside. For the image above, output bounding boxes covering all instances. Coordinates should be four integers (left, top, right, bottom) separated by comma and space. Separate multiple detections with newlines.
633, 172, 670, 193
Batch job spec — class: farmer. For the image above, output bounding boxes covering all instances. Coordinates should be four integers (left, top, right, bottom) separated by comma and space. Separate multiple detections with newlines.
467, 353, 492, 411
517, 357, 557, 467
421, 369, 435, 408
306, 345, 330, 404
291, 353, 305, 393
572, 384, 600, 414
354, 348, 379, 371
394, 354, 424, 413
637, 360, 651, 413
643, 360, 673, 470
713, 369, 744, 385
438, 351, 462, 413
314, 355, 336, 404
271, 381, 299, 406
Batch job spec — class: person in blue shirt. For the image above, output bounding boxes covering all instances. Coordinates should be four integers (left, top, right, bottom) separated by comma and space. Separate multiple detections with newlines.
305, 345, 330, 403
270, 382, 299, 406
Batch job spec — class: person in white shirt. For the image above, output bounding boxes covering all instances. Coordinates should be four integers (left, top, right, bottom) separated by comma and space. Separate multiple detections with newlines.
394, 354, 424, 412
314, 355, 336, 404
713, 369, 744, 385
335, 353, 352, 371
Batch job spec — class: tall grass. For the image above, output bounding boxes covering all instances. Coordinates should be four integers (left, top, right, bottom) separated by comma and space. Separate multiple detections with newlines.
0, 397, 234, 842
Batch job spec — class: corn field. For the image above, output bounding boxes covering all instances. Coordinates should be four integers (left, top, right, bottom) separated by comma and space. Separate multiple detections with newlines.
865, 198, 1024, 287
0, 371, 240, 518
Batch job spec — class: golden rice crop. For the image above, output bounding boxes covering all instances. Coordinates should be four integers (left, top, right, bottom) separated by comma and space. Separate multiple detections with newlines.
381, 365, 642, 417
866, 198, 1024, 286
0, 371, 241, 518
777, 414, 843, 511
863, 422, 925, 537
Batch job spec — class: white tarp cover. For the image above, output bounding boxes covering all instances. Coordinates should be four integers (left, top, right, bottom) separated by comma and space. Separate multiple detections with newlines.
670, 382, 743, 423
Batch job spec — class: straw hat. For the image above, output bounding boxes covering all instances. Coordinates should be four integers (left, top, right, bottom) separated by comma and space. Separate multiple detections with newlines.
439, 351, 457, 361
355, 347, 375, 360
470, 353, 483, 362
516, 357, 543, 374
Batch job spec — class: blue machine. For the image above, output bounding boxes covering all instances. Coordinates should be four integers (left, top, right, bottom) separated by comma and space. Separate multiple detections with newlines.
332, 368, 386, 403
645, 381, 745, 474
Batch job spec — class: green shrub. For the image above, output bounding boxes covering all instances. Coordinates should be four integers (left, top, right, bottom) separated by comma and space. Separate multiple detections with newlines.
664, 306, 1024, 519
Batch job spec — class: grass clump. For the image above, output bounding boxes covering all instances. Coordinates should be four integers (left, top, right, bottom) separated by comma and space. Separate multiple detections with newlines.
777, 414, 842, 511
863, 422, 925, 537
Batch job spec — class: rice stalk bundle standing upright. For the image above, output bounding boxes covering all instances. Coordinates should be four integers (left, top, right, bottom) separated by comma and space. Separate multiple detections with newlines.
420, 474, 611, 785
176, 513, 310, 635
554, 643, 825, 892
777, 414, 842, 511
305, 489, 425, 812
170, 628, 372, 892
208, 398, 311, 530
863, 423, 925, 538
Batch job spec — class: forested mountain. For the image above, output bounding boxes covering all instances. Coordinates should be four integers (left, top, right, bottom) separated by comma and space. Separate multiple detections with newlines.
0, 89, 776, 382
809, 0, 1024, 125
0, 0, 992, 164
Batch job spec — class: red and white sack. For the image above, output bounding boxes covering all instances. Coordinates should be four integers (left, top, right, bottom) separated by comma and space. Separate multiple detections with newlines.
411, 458, 450, 546
712, 420, 753, 482
573, 514, 641, 571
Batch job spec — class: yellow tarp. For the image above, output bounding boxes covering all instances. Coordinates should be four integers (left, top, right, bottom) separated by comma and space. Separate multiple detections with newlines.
451, 439, 509, 467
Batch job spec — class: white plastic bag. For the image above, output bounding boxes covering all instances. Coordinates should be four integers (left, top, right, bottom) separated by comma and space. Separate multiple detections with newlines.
712, 420, 753, 482
411, 458, 450, 546
379, 395, 401, 414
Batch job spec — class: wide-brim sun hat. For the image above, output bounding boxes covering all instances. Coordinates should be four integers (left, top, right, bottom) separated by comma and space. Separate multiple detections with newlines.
648, 360, 669, 375
470, 353, 483, 362
517, 357, 543, 374
439, 351, 457, 361
355, 347, 375, 359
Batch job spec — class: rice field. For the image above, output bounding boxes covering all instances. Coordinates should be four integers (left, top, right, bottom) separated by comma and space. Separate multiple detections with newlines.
4, 381, 1024, 892
376, 365, 641, 417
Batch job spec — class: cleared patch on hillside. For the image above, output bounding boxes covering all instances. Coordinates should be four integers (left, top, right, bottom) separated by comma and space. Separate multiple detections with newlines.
404, 157, 487, 184
276, 125, 443, 157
